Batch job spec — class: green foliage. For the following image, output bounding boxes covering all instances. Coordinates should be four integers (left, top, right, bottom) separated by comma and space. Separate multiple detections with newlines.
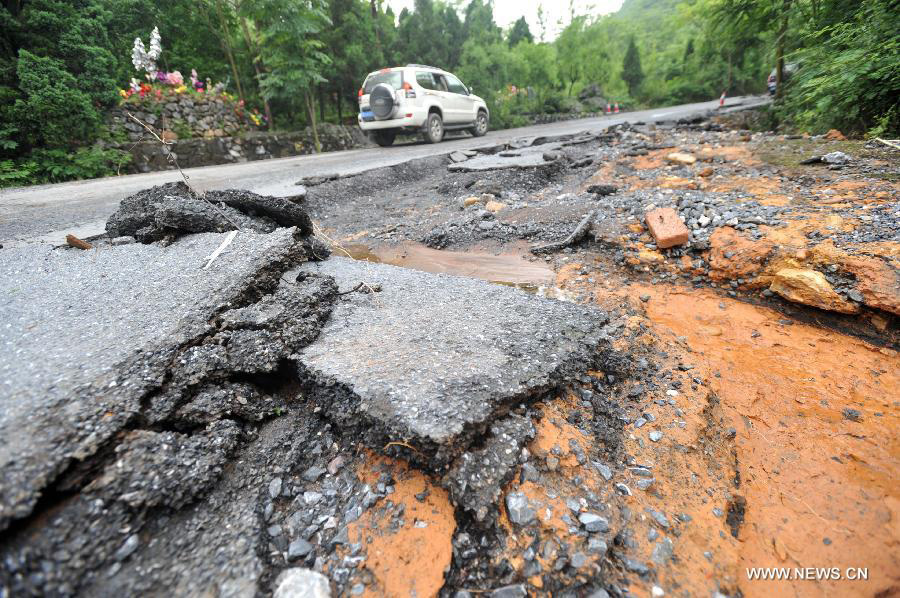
0, 146, 131, 188
244, 0, 332, 106
14, 51, 100, 149
779, 0, 900, 135
508, 17, 533, 47
621, 37, 644, 97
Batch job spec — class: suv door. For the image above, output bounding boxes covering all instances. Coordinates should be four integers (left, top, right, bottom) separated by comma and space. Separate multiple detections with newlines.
415, 71, 444, 113
442, 74, 476, 123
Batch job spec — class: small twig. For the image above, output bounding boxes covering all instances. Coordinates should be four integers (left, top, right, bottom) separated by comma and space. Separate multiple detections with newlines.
383, 441, 420, 454
66, 234, 92, 250
203, 230, 238, 270
117, 132, 148, 176
338, 282, 365, 296
124, 111, 240, 230
874, 137, 900, 150
312, 222, 382, 304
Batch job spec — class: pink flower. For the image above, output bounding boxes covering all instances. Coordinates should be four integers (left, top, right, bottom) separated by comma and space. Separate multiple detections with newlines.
166, 71, 183, 85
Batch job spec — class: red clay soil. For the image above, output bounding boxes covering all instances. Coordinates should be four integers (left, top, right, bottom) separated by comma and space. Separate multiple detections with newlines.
610, 283, 899, 597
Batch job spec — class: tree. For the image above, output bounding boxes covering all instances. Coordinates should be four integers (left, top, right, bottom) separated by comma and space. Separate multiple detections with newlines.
621, 36, 644, 96
241, 0, 331, 147
1, 0, 118, 154
556, 16, 586, 96
463, 0, 501, 45
507, 16, 533, 47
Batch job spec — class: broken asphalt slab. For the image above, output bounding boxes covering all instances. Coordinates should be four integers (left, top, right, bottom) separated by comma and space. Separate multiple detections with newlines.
447, 142, 564, 172
295, 257, 610, 471
0, 227, 312, 531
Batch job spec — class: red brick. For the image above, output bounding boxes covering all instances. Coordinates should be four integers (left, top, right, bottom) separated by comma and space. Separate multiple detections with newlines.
645, 208, 689, 249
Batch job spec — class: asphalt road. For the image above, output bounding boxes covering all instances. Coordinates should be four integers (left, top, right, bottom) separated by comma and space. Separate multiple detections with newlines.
0, 96, 768, 247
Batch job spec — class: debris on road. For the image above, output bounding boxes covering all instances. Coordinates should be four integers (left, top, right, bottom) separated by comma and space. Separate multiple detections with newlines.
800, 150, 852, 165
105, 181, 312, 243
645, 207, 690, 248
65, 233, 92, 250
665, 151, 696, 165
530, 210, 597, 254
3, 109, 898, 598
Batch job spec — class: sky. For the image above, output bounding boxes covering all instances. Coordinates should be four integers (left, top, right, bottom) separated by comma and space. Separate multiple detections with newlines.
384, 0, 626, 41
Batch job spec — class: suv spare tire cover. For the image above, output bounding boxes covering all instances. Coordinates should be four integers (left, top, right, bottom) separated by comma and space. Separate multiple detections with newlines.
370, 83, 396, 120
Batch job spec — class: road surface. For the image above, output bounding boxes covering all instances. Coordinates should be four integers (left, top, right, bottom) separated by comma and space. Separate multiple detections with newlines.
0, 96, 767, 247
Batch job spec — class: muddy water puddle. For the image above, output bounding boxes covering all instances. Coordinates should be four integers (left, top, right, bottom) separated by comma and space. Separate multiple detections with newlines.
341, 241, 558, 288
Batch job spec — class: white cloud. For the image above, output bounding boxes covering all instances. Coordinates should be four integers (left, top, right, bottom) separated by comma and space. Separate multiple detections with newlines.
384, 0, 624, 41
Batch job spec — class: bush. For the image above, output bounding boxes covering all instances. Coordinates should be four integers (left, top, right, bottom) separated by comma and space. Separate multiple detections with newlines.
781, 0, 900, 136
14, 51, 101, 149
0, 146, 131, 188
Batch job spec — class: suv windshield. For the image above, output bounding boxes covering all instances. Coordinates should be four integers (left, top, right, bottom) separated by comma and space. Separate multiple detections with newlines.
363, 71, 402, 93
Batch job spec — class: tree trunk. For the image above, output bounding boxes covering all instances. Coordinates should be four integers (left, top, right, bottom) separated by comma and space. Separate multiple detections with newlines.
305, 91, 321, 153
239, 16, 274, 127
727, 49, 733, 91
370, 0, 381, 51
214, 0, 245, 104
775, 0, 791, 99
337, 91, 343, 125
318, 86, 326, 123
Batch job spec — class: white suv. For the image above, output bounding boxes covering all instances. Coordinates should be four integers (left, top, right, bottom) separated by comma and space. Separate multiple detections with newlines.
357, 65, 489, 146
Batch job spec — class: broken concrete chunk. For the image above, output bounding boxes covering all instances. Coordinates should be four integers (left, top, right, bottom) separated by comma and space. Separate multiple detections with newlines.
587, 183, 618, 196
296, 257, 608, 470
769, 268, 860, 314
274, 568, 332, 598
87, 421, 241, 509
505, 491, 536, 526
106, 181, 312, 242
665, 152, 696, 166
484, 200, 507, 213
645, 207, 690, 249
446, 413, 535, 521
449, 151, 469, 163
823, 151, 851, 165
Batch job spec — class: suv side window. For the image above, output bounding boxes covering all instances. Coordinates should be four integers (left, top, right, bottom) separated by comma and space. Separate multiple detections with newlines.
444, 74, 468, 95
416, 71, 437, 90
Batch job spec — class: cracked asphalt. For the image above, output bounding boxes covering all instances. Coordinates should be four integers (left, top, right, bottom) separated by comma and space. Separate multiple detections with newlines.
0, 97, 766, 247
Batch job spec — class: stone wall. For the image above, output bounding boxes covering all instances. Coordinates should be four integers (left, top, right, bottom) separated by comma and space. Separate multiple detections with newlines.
108, 93, 251, 142
111, 124, 372, 173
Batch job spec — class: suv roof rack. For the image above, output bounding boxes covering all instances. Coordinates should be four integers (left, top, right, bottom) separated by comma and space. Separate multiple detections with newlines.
405, 63, 443, 71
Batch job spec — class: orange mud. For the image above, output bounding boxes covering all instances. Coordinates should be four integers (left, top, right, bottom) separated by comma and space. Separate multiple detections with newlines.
619, 284, 900, 598
346, 455, 456, 598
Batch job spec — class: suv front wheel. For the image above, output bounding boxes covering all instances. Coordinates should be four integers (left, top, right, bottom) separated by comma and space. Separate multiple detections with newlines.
471, 110, 488, 137
423, 112, 444, 144
373, 130, 396, 147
